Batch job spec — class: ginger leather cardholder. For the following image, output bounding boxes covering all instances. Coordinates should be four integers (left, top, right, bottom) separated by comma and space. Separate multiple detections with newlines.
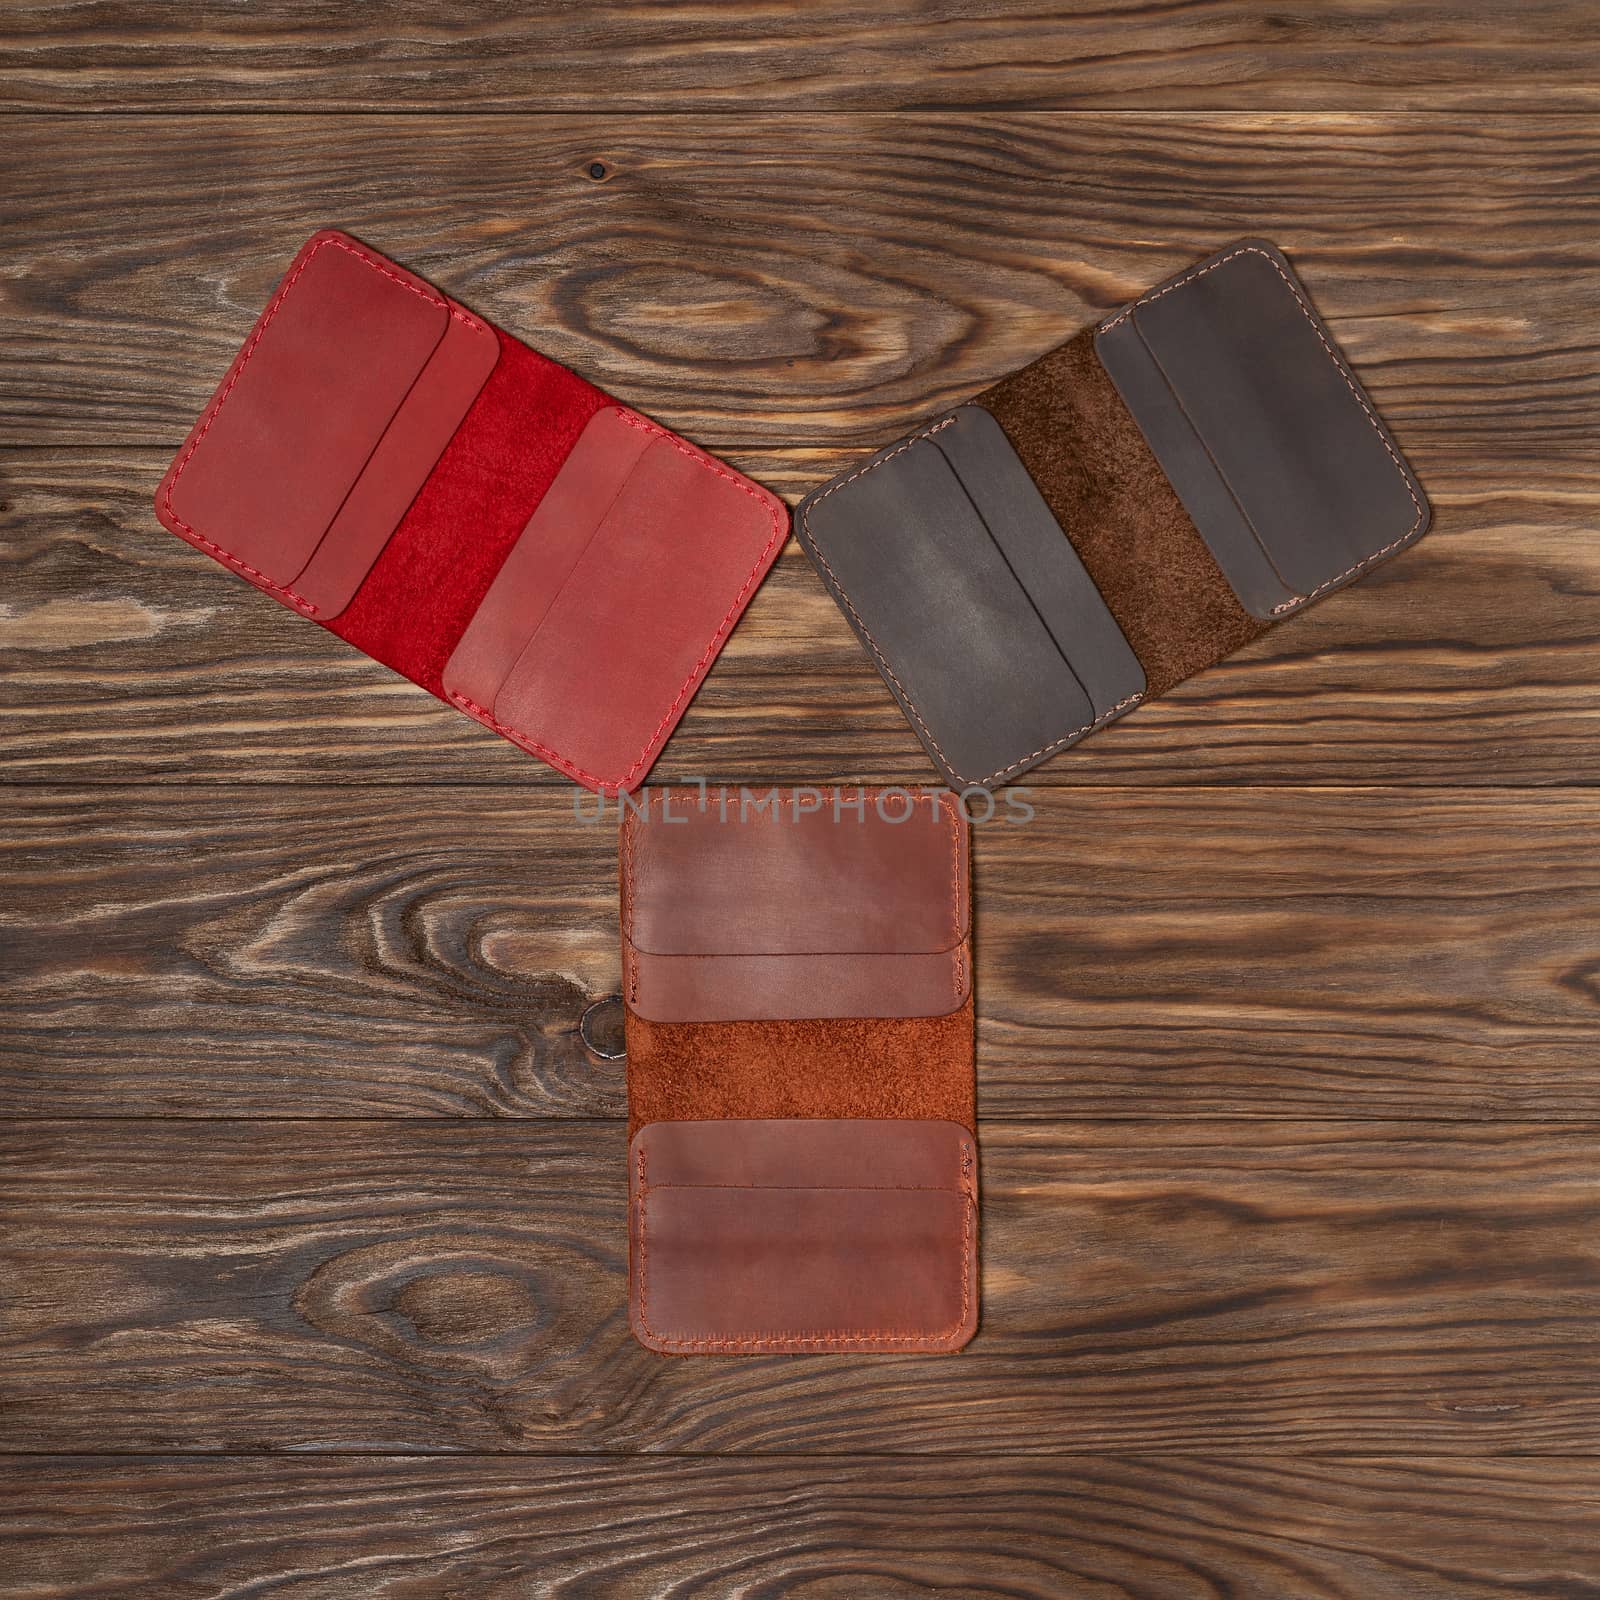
796, 239, 1430, 790
155, 229, 788, 793
620, 787, 977, 1355
630, 1118, 977, 1357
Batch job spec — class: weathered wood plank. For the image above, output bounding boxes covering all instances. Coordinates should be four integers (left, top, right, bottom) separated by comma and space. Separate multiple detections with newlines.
4, 1454, 1597, 1599
3, 450, 1597, 788
4, 115, 1598, 456
4, 2, 1600, 113
3, 785, 1596, 1120
4, 1119, 1598, 1453
7, 116, 1595, 785
2, 8, 1595, 1579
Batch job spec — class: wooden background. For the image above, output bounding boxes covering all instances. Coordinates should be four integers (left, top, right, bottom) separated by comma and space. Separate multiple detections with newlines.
4, 3, 1600, 1595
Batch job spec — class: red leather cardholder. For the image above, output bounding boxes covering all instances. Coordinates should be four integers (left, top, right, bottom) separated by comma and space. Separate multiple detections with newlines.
155, 229, 788, 792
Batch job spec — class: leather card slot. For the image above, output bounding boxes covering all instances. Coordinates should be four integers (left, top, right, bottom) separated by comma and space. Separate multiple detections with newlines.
974, 329, 1269, 700
621, 787, 968, 959
294, 310, 501, 618
620, 787, 969, 1023
638, 1116, 972, 1190
931, 405, 1145, 717
157, 230, 458, 608
623, 947, 971, 1023
443, 407, 788, 794
1095, 313, 1300, 615
798, 429, 1120, 790
442, 405, 655, 712
629, 1118, 978, 1355
1095, 239, 1430, 620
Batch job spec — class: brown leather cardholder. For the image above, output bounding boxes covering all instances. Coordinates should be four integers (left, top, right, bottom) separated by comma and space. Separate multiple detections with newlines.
796, 238, 1431, 789
630, 1118, 978, 1355
620, 787, 977, 1355
622, 785, 969, 1022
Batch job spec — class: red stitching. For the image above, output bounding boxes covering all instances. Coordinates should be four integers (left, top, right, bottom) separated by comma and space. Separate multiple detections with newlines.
799, 418, 1143, 787
633, 1137, 976, 1351
450, 687, 621, 793
164, 234, 782, 789
160, 233, 488, 618
1100, 244, 1426, 614
451, 411, 785, 793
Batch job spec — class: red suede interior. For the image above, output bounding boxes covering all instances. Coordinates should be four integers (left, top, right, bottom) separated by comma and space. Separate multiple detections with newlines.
329, 329, 612, 694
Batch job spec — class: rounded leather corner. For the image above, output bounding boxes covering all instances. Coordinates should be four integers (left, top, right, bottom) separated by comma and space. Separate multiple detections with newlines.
626, 1306, 674, 1357
304, 225, 359, 251
1408, 495, 1434, 544
940, 1301, 981, 1354
1230, 234, 1291, 269
151, 475, 181, 538
752, 482, 792, 536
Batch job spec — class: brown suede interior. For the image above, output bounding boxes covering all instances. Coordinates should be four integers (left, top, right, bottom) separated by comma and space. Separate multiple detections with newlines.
626, 995, 975, 1138
975, 328, 1267, 697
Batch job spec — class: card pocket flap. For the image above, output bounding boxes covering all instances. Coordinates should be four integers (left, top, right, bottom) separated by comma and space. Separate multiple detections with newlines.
932, 405, 1145, 718
623, 946, 971, 1023
156, 230, 459, 607
1095, 238, 1430, 619
629, 1118, 978, 1355
798, 434, 1096, 790
621, 788, 969, 959
442, 404, 656, 713
292, 311, 500, 619
442, 408, 788, 794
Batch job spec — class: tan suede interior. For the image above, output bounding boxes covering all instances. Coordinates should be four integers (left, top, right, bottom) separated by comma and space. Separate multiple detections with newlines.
975, 327, 1268, 696
625, 995, 975, 1139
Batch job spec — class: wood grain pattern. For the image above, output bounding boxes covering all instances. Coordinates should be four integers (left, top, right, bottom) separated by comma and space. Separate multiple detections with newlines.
4, 451, 1597, 788
4, 11, 1598, 1584
5, 1455, 1597, 1599
5, 113, 1597, 794
5, 1119, 1600, 1454
7, 114, 1599, 454
4, 784, 1597, 1120
5, 1, 1600, 113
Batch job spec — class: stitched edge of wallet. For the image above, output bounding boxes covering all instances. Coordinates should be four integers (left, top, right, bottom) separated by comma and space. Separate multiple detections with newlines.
446, 409, 788, 794
797, 417, 1144, 788
1099, 242, 1428, 617
630, 1135, 978, 1353
159, 231, 487, 620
